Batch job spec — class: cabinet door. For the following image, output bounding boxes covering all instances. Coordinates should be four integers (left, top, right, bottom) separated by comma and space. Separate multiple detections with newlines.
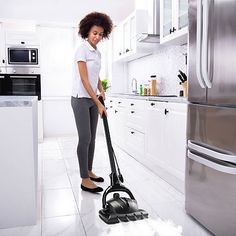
5, 31, 39, 45
160, 0, 188, 45
177, 0, 188, 30
113, 25, 123, 60
105, 98, 116, 141
161, 0, 173, 37
0, 23, 6, 68
145, 102, 166, 166
130, 15, 136, 52
123, 20, 130, 54
126, 127, 145, 162
165, 103, 187, 180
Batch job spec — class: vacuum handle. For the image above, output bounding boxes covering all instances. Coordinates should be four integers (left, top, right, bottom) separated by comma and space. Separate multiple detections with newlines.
98, 95, 106, 118
98, 96, 118, 175
102, 185, 136, 208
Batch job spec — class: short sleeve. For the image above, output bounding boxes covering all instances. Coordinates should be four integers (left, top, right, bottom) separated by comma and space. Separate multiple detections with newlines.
75, 45, 86, 62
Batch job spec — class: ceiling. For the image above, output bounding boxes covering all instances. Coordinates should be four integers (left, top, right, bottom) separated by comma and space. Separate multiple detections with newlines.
0, 0, 135, 26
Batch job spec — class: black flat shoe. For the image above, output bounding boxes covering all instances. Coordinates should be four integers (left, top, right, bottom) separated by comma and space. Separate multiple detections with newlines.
90, 176, 104, 182
81, 184, 103, 193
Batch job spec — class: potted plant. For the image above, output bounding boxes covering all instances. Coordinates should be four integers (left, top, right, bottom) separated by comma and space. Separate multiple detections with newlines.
101, 79, 110, 92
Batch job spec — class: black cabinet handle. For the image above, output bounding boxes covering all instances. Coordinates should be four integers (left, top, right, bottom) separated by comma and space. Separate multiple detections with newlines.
164, 108, 169, 115
131, 131, 135, 134
131, 111, 135, 114
110, 106, 113, 108
150, 103, 155, 106
2, 59, 5, 63
110, 100, 113, 102
126, 48, 130, 53
115, 110, 118, 113
130, 103, 134, 106
169, 27, 176, 34
118, 101, 121, 104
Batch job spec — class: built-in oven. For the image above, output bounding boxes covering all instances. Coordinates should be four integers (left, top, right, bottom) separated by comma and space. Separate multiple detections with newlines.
6, 46, 39, 67
0, 73, 41, 100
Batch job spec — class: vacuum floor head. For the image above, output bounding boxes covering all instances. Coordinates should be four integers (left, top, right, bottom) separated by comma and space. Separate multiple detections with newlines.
99, 193, 148, 224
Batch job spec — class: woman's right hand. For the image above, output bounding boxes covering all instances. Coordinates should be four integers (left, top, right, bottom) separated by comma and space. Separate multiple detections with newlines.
98, 102, 107, 117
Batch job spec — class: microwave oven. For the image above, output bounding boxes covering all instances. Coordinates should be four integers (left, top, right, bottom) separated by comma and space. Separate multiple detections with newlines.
7, 47, 39, 66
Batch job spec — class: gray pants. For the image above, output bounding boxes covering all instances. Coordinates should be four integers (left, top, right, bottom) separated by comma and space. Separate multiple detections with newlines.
71, 96, 98, 178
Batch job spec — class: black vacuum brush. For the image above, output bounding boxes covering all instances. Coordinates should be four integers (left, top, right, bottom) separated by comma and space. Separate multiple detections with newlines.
98, 96, 148, 224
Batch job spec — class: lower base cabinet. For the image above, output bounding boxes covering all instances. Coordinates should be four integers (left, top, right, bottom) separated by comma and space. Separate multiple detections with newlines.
145, 101, 187, 193
106, 96, 187, 193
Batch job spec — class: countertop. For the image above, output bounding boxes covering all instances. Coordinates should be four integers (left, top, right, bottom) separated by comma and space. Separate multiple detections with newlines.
0, 96, 38, 107
106, 93, 188, 103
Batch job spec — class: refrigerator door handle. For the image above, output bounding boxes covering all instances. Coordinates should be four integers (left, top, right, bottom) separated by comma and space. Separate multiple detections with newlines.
196, 0, 206, 88
188, 140, 236, 163
202, 0, 212, 88
188, 150, 236, 175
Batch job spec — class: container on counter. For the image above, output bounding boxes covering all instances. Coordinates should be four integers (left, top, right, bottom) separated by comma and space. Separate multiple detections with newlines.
149, 75, 157, 96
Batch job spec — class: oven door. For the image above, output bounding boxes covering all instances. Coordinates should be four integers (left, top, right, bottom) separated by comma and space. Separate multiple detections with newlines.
0, 74, 41, 100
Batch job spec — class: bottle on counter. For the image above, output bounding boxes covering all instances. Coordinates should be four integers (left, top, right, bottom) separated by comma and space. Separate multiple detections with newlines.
139, 84, 143, 96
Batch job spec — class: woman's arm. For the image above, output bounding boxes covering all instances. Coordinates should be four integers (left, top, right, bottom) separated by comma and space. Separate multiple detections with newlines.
78, 61, 107, 116
97, 79, 105, 101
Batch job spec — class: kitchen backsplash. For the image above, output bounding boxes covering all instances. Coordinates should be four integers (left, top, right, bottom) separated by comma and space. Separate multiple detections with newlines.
128, 44, 187, 96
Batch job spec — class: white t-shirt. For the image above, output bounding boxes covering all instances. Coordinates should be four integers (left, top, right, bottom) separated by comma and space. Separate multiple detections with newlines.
72, 41, 101, 98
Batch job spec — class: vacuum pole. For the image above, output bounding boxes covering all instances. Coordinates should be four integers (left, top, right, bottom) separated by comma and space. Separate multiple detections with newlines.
98, 96, 118, 176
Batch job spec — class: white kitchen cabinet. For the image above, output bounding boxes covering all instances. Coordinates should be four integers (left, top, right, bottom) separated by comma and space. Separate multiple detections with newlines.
106, 97, 128, 150
145, 100, 187, 192
145, 101, 167, 166
0, 97, 38, 228
126, 99, 145, 132
125, 99, 146, 162
113, 9, 154, 62
104, 97, 116, 141
0, 23, 6, 71
112, 24, 123, 62
126, 126, 145, 162
165, 102, 187, 180
5, 31, 39, 45
160, 0, 188, 45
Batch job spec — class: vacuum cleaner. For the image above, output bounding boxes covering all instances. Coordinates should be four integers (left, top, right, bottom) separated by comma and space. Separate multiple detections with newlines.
98, 96, 148, 224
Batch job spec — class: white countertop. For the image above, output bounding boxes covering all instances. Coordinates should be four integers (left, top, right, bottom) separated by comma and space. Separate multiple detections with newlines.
107, 93, 188, 103
0, 96, 38, 107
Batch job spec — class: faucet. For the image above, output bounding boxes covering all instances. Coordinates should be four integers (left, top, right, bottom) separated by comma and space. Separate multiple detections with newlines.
131, 78, 138, 94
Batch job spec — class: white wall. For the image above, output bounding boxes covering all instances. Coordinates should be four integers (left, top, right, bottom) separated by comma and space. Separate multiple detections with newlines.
39, 26, 75, 97
39, 25, 109, 137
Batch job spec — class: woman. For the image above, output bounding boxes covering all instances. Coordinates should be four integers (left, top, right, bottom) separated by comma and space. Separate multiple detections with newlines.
71, 12, 113, 193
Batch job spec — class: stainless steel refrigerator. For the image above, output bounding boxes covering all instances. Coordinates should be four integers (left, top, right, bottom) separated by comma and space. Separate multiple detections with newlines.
186, 0, 236, 235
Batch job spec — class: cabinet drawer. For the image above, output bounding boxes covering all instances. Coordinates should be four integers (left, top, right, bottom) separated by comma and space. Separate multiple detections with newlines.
128, 100, 145, 110
127, 110, 145, 132
126, 127, 145, 161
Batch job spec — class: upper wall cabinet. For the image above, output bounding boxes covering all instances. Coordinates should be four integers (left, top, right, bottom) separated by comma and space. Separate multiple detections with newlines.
113, 10, 155, 62
5, 31, 39, 46
160, 0, 188, 45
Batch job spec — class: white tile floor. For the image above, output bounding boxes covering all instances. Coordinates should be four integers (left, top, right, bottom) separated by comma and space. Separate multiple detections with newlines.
0, 135, 212, 236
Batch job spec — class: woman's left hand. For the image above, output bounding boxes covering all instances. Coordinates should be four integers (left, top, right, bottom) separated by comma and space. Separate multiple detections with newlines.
100, 91, 106, 101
